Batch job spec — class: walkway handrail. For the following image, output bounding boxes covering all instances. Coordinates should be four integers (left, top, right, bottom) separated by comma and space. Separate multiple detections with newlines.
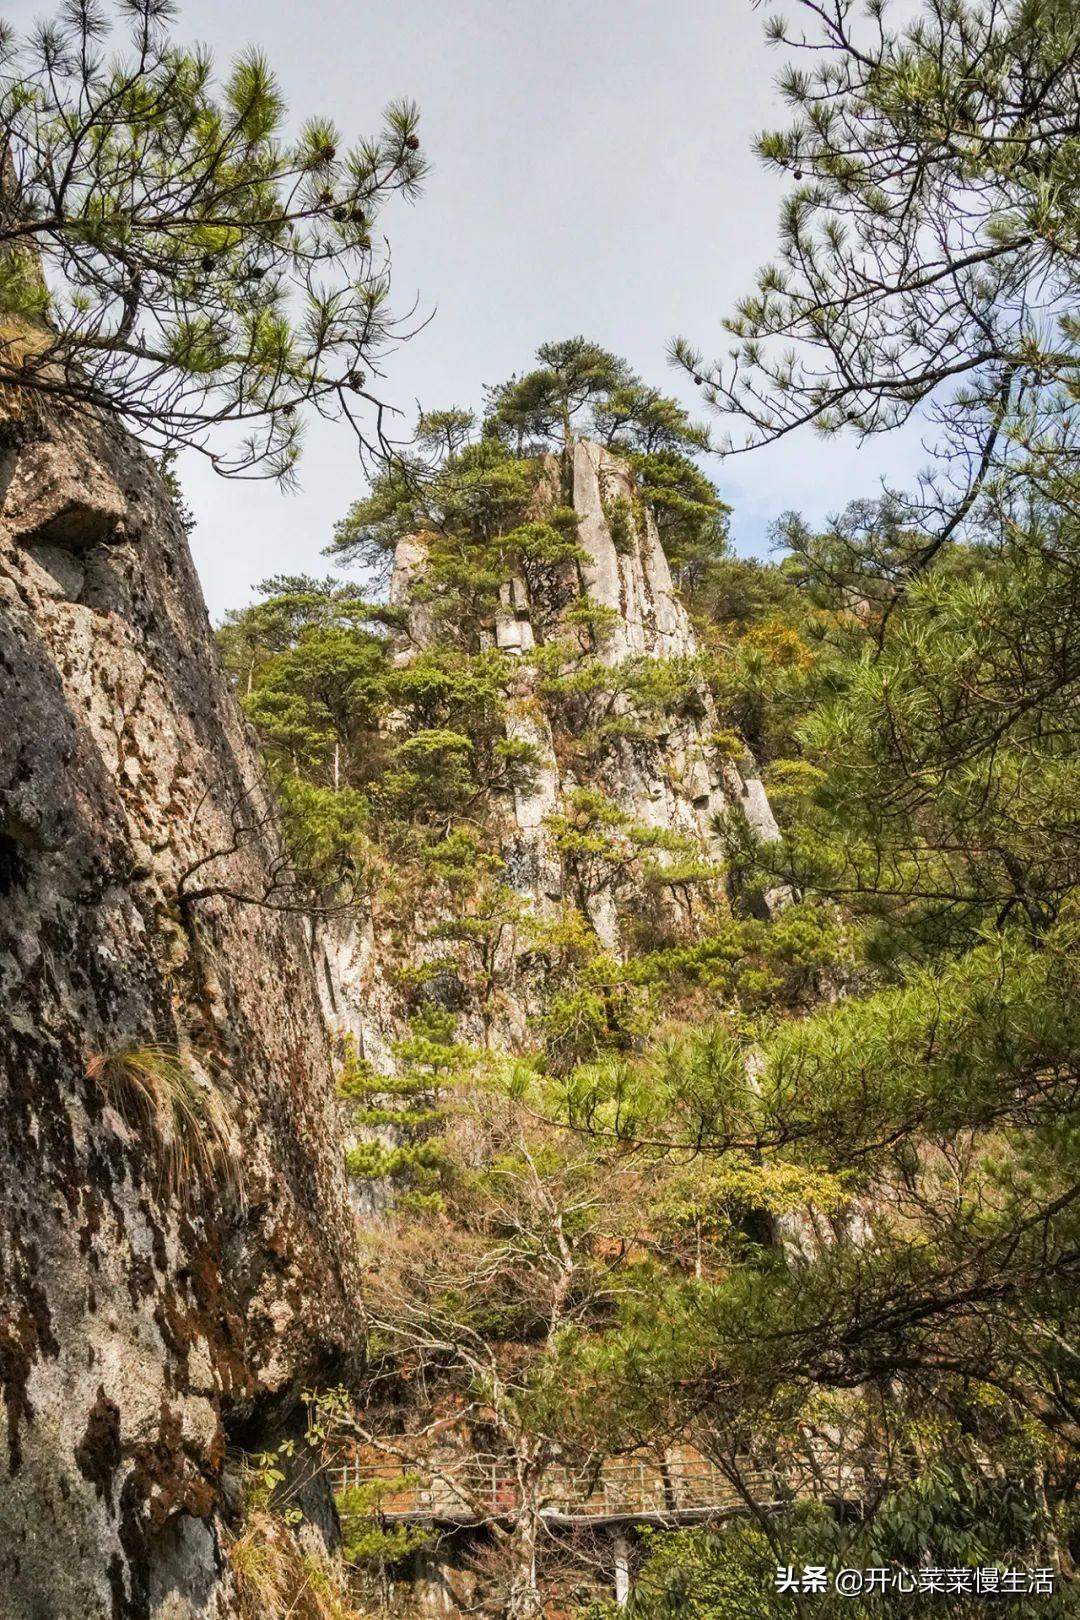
329, 1448, 866, 1526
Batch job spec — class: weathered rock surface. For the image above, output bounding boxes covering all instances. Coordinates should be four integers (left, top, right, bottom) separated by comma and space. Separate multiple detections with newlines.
0, 405, 361, 1618
317, 438, 781, 1066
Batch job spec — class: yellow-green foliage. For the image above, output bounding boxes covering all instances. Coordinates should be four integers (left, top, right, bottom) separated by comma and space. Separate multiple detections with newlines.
335, 1479, 432, 1568
85, 1043, 239, 1202
227, 1511, 363, 1620
604, 493, 641, 554
653, 1153, 850, 1242
339, 1011, 475, 1204
707, 727, 748, 761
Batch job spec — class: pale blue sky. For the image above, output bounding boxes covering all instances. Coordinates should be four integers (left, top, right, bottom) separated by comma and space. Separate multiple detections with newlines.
10, 0, 930, 616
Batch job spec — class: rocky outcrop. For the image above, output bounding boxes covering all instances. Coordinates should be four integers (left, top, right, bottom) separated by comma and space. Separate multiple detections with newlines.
317, 438, 781, 1066
0, 404, 362, 1618
501, 441, 780, 933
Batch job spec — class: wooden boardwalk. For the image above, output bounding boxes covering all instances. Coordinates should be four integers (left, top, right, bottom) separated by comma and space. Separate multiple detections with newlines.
330, 1448, 864, 1528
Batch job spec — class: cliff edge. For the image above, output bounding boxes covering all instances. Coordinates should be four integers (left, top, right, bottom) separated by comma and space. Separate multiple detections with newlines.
0, 403, 361, 1619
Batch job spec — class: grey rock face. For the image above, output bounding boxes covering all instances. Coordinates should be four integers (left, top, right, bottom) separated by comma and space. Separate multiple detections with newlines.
317, 438, 781, 1058
570, 438, 696, 663
0, 406, 361, 1618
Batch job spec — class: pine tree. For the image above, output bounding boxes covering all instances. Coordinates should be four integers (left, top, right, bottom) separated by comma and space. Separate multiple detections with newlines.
675, 0, 1080, 570
0, 0, 425, 477
548, 3, 1080, 1589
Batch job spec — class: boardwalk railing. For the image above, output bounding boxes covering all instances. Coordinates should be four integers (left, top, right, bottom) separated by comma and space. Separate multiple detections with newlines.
329, 1447, 866, 1526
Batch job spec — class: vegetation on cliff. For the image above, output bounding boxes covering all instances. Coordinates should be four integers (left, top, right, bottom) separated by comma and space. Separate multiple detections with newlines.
218, 0, 1080, 1611
7, 0, 1067, 1609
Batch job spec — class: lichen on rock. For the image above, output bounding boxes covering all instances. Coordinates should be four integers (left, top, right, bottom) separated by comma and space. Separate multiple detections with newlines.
0, 401, 362, 1619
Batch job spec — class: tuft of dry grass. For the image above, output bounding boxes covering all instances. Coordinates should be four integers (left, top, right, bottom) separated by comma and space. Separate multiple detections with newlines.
85, 1042, 242, 1204
226, 1510, 365, 1620
227, 1514, 296, 1616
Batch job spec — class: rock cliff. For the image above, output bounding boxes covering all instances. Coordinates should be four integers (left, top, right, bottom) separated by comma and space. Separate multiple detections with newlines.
317, 438, 780, 1072
0, 403, 361, 1618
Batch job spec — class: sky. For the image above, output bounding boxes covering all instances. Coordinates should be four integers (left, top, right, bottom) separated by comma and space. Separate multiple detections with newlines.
12, 0, 931, 618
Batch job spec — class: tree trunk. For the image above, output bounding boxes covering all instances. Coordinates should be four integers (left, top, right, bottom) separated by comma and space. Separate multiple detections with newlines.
506, 1512, 543, 1620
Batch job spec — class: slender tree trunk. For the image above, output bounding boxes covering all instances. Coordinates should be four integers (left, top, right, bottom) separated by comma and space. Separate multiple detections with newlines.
506, 1502, 543, 1620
